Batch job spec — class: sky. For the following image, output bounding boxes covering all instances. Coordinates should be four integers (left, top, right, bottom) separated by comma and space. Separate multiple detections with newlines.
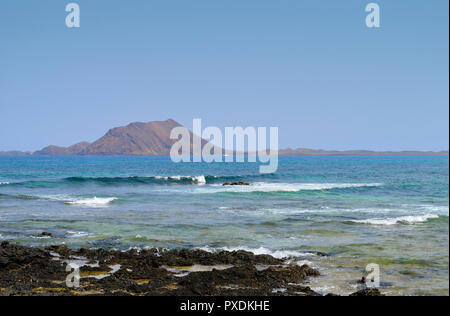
0, 0, 448, 152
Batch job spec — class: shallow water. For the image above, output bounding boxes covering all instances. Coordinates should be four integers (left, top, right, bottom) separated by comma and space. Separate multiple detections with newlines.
0, 155, 448, 295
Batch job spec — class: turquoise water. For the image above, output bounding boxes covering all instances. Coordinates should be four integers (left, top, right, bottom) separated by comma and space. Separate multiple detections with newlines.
0, 155, 448, 295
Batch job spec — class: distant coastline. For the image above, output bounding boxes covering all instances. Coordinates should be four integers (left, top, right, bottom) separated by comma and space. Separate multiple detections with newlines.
276, 148, 449, 156
1, 149, 448, 157
1, 119, 448, 157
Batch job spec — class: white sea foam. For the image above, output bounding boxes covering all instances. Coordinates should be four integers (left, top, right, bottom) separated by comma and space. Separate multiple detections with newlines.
31, 235, 52, 239
66, 197, 118, 207
67, 231, 90, 238
198, 246, 320, 259
418, 205, 449, 214
254, 205, 449, 216
179, 175, 207, 184
0, 182, 9, 185
195, 182, 382, 193
36, 194, 117, 207
295, 260, 316, 267
351, 214, 440, 226
194, 175, 206, 184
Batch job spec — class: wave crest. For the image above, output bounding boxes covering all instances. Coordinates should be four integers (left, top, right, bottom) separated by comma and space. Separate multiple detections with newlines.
196, 182, 383, 194
198, 246, 322, 259
350, 214, 440, 226
64, 175, 220, 185
66, 197, 118, 207
37, 194, 118, 207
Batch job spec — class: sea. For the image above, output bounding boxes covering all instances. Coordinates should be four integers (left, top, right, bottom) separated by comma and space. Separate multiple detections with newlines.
0, 155, 448, 295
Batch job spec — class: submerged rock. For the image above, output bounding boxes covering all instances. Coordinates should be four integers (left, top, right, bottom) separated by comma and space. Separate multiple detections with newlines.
223, 182, 250, 186
37, 232, 53, 238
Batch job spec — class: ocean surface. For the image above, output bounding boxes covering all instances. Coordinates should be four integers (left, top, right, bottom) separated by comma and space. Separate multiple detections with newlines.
0, 155, 448, 295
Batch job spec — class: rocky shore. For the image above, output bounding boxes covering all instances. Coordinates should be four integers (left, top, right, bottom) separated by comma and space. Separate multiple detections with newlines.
0, 242, 382, 296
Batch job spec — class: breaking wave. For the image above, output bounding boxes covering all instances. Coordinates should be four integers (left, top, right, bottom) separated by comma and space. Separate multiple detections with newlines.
63, 175, 229, 185
195, 182, 383, 194
66, 231, 91, 238
5, 174, 277, 187
350, 214, 440, 226
36, 194, 118, 207
65, 197, 118, 207
198, 246, 322, 259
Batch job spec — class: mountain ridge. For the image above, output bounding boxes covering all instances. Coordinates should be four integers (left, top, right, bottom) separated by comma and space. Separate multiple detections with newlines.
34, 142, 91, 156
1, 119, 448, 156
80, 119, 182, 156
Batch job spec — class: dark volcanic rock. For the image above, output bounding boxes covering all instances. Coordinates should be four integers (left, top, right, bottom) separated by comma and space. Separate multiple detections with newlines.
175, 264, 319, 296
0, 242, 66, 296
0, 242, 50, 269
0, 242, 383, 296
349, 288, 385, 296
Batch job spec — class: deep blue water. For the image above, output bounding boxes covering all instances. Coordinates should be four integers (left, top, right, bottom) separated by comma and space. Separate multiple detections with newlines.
0, 155, 448, 295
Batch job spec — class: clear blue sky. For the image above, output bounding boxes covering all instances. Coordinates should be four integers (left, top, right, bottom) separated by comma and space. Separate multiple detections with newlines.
0, 0, 448, 151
